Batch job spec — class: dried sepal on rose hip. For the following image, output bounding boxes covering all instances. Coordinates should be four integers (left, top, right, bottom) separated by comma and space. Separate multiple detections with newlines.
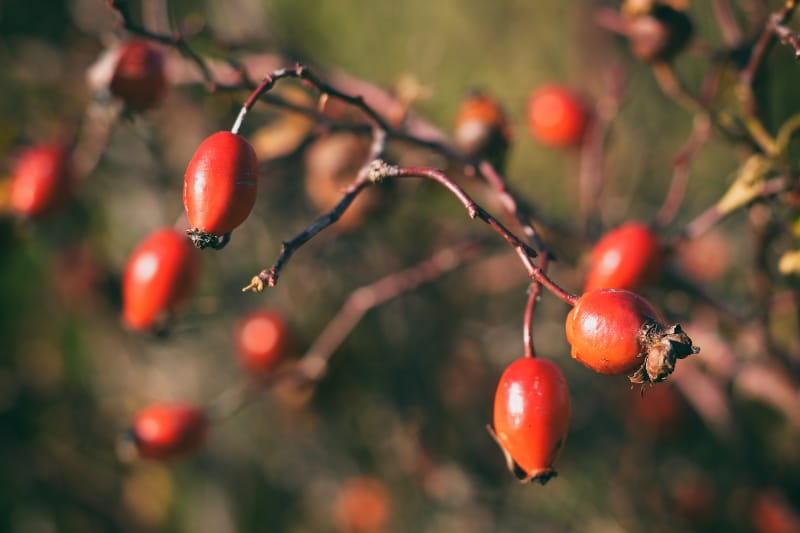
183, 131, 259, 249
489, 357, 570, 484
565, 288, 698, 384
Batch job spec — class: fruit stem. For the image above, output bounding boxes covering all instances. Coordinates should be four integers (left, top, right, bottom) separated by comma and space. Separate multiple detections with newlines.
389, 166, 579, 306
523, 255, 550, 358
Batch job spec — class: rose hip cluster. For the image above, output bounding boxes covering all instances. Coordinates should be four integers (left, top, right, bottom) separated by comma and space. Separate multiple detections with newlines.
114, 70, 700, 483
41, 2, 703, 486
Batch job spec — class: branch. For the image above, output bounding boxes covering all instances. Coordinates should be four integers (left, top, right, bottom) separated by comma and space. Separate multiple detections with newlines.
680, 177, 788, 240
107, 0, 221, 90
247, 160, 578, 305
105, 0, 561, 256
211, 241, 481, 419
523, 255, 549, 359
739, 0, 800, 87
655, 114, 712, 228
291, 241, 481, 384
711, 0, 743, 46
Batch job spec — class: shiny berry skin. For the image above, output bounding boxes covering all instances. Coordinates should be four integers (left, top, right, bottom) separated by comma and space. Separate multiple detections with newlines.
234, 309, 290, 374
109, 40, 167, 110
584, 222, 664, 292
9, 144, 74, 217
183, 131, 259, 248
491, 357, 570, 484
526, 84, 589, 148
130, 402, 208, 460
122, 228, 201, 331
453, 92, 511, 165
565, 289, 698, 383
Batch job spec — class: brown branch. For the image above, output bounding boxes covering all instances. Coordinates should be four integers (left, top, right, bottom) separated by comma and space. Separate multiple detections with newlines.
291, 241, 481, 384
105, 0, 569, 294
771, 18, 800, 59
679, 177, 788, 240
388, 166, 576, 306
711, 0, 743, 46
211, 241, 482, 419
739, 0, 799, 87
107, 0, 222, 90
248, 160, 578, 305
655, 114, 712, 228
243, 167, 378, 292
578, 65, 625, 234
106, 0, 559, 257
232, 64, 557, 257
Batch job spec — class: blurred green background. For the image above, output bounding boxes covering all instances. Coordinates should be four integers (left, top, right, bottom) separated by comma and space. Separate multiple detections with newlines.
1, 0, 799, 532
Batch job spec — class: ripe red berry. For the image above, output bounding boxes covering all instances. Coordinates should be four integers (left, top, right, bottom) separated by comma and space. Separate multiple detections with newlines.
526, 84, 589, 148
183, 131, 259, 248
334, 476, 391, 533
453, 92, 511, 165
110, 40, 167, 110
122, 228, 201, 331
234, 309, 290, 374
130, 402, 208, 460
9, 144, 74, 217
584, 222, 664, 292
491, 357, 570, 484
565, 288, 698, 383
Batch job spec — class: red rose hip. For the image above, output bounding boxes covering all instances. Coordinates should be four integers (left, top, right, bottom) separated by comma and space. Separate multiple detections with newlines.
334, 476, 391, 533
122, 228, 201, 331
184, 131, 259, 248
234, 309, 290, 374
584, 222, 664, 292
129, 402, 208, 460
526, 84, 589, 148
110, 40, 167, 110
9, 144, 74, 217
491, 357, 570, 484
565, 288, 698, 383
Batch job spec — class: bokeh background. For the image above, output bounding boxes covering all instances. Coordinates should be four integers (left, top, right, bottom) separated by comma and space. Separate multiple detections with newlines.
1, 0, 800, 531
